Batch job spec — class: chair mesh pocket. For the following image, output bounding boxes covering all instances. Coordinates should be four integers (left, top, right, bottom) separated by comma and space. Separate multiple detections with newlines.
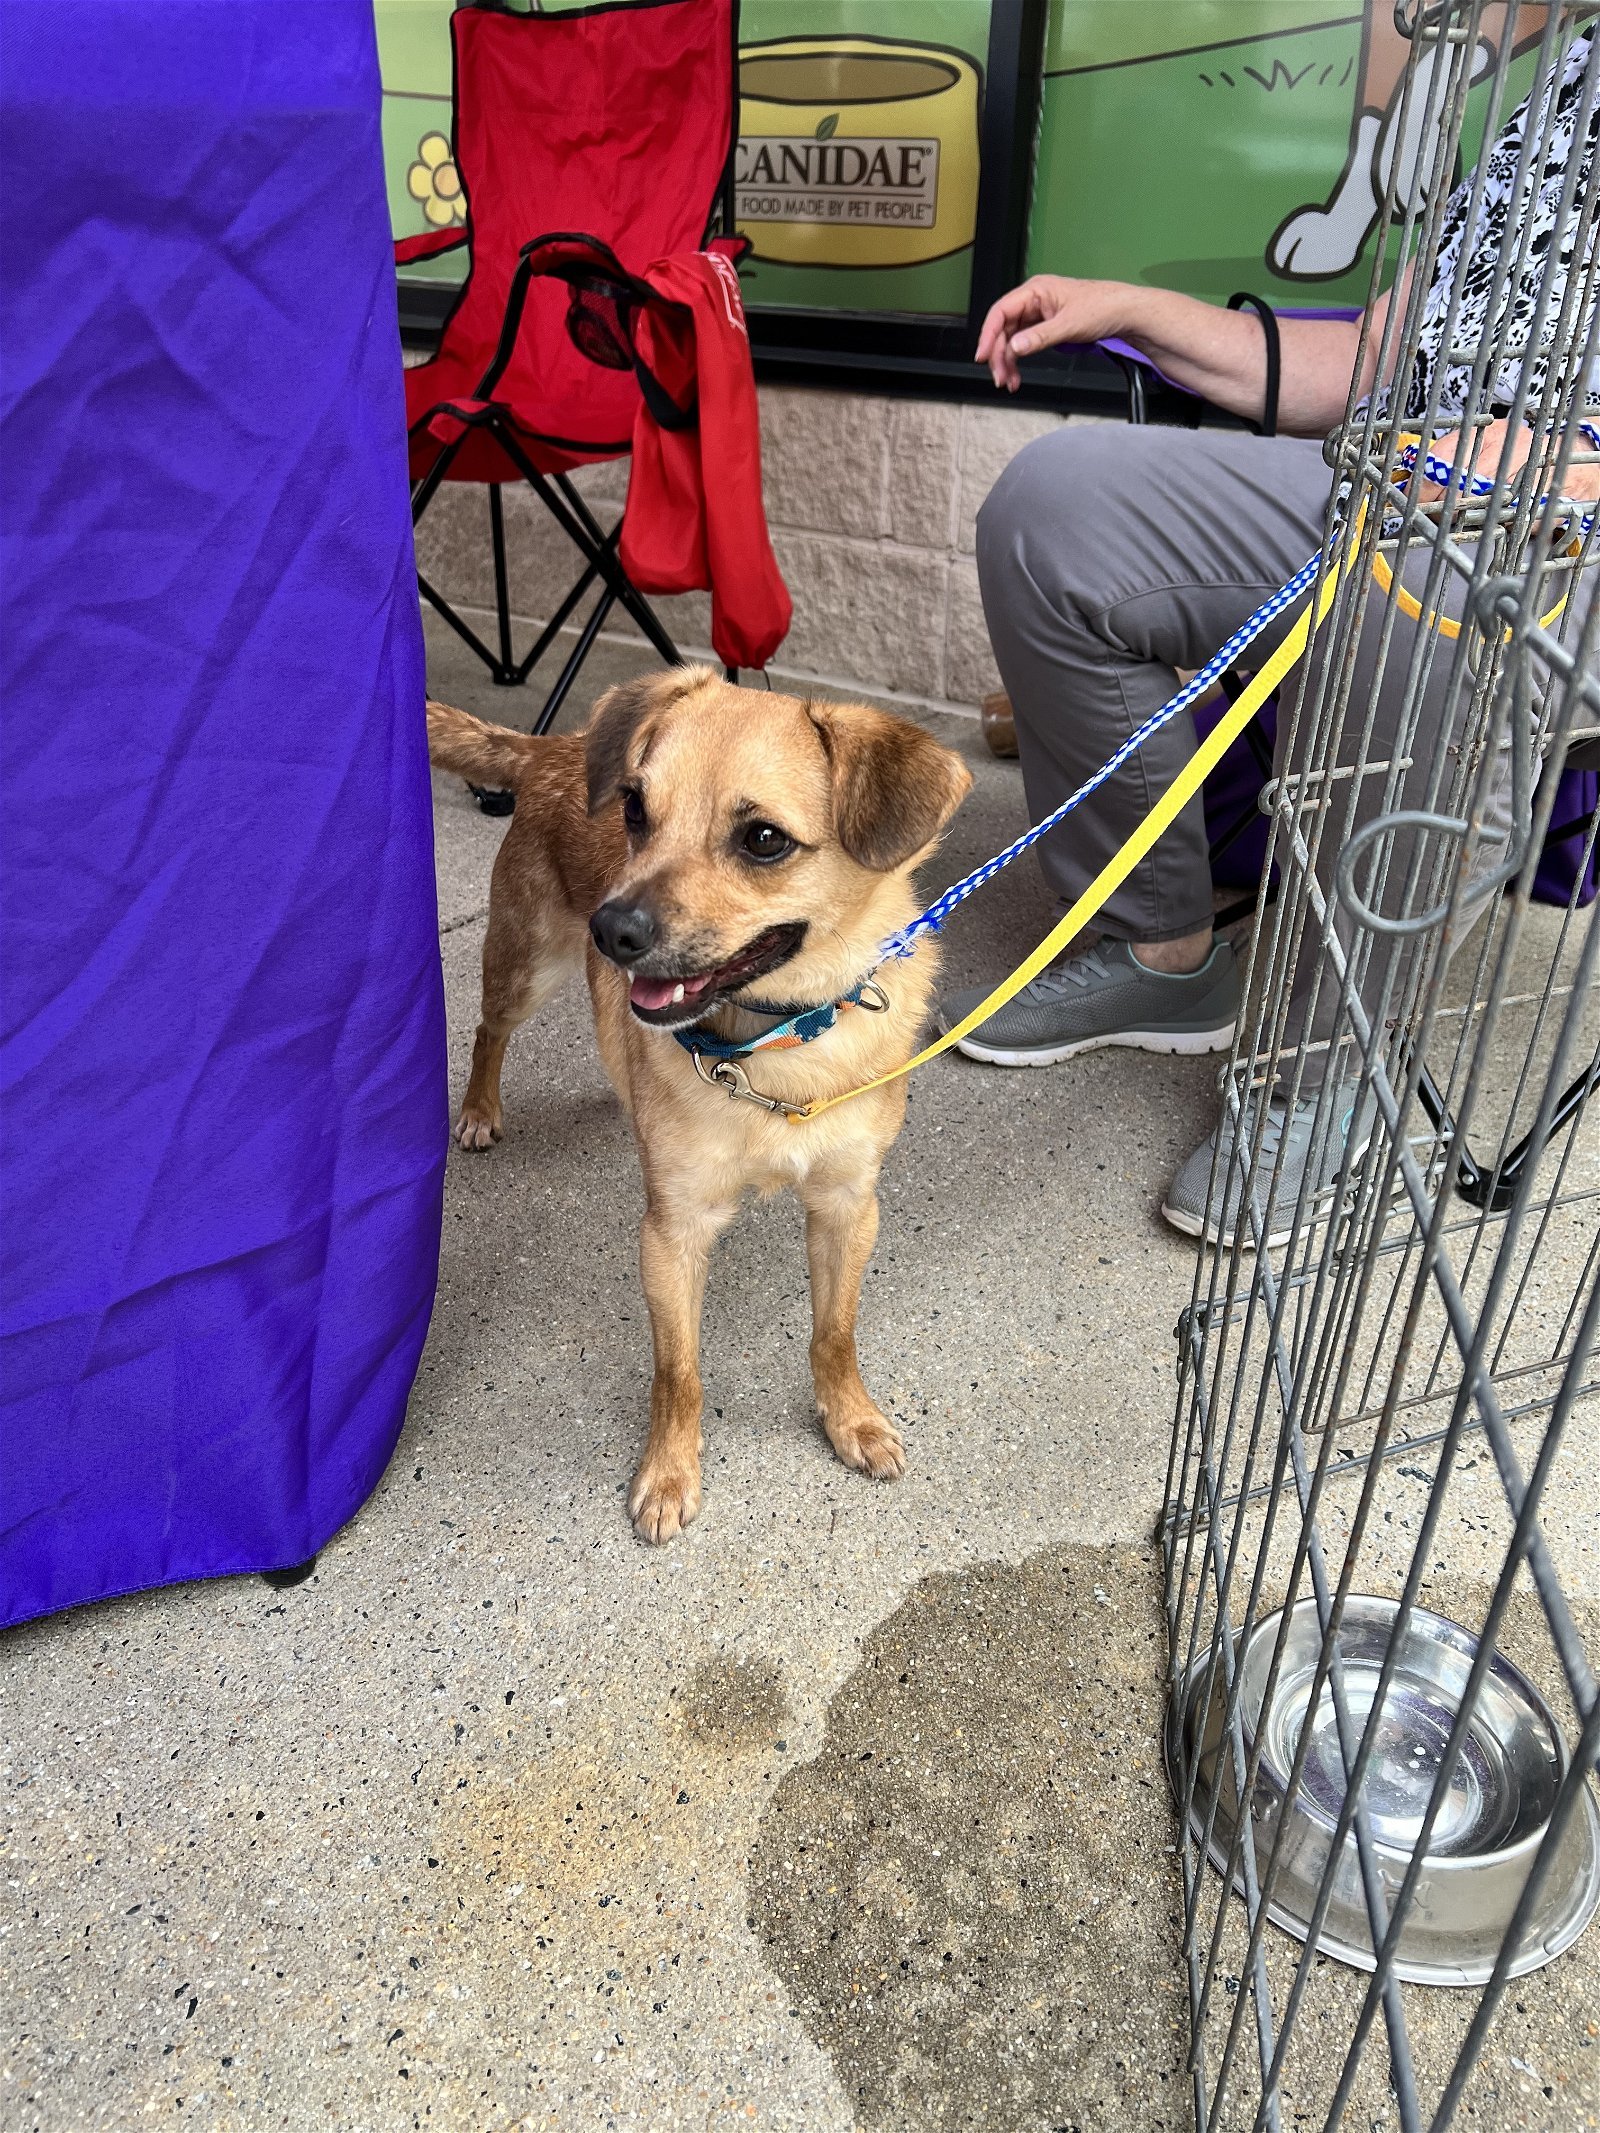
565, 280, 636, 371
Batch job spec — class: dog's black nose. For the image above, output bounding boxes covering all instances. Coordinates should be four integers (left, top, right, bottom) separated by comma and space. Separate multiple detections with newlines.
590, 900, 657, 966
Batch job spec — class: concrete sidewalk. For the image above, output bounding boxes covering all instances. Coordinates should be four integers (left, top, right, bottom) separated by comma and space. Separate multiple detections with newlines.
5, 622, 1594, 2132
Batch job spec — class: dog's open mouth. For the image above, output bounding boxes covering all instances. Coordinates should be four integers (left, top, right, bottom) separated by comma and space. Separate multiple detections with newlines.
625, 922, 808, 1028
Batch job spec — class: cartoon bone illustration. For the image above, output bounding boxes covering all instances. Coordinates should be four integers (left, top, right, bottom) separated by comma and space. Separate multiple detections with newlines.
1270, 3, 1549, 279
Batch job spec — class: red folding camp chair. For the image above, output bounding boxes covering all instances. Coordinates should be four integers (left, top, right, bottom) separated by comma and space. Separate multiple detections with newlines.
399, 0, 740, 758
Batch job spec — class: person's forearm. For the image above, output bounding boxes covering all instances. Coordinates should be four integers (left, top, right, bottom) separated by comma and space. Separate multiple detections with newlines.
977, 270, 1395, 425
1115, 286, 1364, 436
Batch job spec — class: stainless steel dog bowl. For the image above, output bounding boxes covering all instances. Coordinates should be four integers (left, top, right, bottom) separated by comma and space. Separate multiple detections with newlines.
1168, 1596, 1600, 1985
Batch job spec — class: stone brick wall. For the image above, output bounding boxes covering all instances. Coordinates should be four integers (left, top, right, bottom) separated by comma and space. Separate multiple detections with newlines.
410, 384, 1095, 713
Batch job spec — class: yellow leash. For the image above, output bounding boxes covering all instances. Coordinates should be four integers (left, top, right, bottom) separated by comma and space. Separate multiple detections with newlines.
1370, 547, 1569, 637
791, 528, 1353, 1124
1374, 433, 1572, 637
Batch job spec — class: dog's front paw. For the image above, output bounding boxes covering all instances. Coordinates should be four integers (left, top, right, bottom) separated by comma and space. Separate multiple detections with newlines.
628, 1460, 701, 1545
822, 1398, 906, 1481
454, 1103, 502, 1153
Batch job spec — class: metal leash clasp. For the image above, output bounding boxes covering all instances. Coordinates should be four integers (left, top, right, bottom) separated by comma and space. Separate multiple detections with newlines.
690, 1049, 809, 1118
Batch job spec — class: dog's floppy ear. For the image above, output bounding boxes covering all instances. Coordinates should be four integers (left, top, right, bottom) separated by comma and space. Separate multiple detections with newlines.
585, 666, 719, 812
809, 701, 973, 871
585, 675, 669, 814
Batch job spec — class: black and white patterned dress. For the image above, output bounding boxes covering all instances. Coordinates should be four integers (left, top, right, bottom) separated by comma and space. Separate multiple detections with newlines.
1389, 25, 1597, 429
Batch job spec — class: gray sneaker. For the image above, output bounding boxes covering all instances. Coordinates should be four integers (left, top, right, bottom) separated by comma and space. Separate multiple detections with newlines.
941, 938, 1241, 1067
1161, 1083, 1376, 1251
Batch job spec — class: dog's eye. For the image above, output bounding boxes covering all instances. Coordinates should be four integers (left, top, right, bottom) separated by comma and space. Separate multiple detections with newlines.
621, 789, 646, 834
741, 821, 794, 864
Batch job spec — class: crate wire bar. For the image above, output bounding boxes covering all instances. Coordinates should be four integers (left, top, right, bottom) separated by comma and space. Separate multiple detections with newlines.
1160, 7, 1599, 2130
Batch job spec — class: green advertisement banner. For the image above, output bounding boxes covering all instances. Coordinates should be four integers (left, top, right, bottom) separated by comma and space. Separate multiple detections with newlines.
1031, 2, 1534, 309
379, 1, 1540, 322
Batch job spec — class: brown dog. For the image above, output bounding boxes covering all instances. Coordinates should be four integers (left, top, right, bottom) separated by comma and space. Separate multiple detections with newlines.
427, 667, 971, 1543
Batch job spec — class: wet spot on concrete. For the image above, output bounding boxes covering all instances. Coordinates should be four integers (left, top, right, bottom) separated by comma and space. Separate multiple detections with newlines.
748, 1543, 1187, 2131
679, 1653, 792, 1754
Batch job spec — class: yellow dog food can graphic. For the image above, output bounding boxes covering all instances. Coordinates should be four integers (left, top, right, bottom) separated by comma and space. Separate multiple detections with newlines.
736, 37, 980, 269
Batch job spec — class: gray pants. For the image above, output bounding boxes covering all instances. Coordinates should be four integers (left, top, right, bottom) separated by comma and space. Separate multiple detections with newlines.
976, 425, 1592, 1066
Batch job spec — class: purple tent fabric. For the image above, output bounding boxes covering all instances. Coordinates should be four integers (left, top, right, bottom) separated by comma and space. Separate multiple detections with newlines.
0, 2, 446, 1626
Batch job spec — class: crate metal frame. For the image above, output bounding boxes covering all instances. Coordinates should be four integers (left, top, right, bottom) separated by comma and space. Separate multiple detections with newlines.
1161, 8, 1599, 2129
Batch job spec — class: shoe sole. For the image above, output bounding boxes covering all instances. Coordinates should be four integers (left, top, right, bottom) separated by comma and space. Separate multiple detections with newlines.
953, 1021, 1237, 1068
1158, 1199, 1297, 1254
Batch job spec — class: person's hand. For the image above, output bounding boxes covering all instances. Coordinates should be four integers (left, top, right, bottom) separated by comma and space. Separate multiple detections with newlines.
975, 276, 1134, 393
1416, 418, 1600, 506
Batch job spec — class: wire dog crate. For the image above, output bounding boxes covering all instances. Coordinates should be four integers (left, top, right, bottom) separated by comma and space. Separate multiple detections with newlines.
1161, 7, 1599, 2129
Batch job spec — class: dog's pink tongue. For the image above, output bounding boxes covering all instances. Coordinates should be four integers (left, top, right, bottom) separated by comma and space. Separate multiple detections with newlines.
629, 975, 679, 1012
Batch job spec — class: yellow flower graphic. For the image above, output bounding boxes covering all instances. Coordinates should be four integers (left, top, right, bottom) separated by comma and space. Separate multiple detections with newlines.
407, 132, 466, 229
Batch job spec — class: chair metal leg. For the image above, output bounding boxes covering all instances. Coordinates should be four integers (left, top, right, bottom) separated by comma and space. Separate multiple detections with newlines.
510, 533, 616, 686
413, 435, 520, 684
489, 484, 516, 682
1413, 1049, 1598, 1212
1209, 796, 1269, 868
411, 420, 692, 721
412, 434, 521, 686
1541, 805, 1597, 850
262, 1556, 317, 1589
534, 584, 618, 735
417, 568, 510, 677
496, 434, 682, 671
612, 576, 681, 669
409, 429, 466, 525
552, 470, 681, 665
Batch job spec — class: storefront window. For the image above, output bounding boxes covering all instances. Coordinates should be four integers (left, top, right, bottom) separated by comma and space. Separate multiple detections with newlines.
377, 0, 997, 318
382, 1, 1544, 394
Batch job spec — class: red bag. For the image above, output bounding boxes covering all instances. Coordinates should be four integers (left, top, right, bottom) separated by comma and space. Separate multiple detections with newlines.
621, 250, 792, 672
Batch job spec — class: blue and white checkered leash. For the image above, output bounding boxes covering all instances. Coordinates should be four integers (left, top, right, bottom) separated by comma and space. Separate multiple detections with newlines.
874, 548, 1324, 965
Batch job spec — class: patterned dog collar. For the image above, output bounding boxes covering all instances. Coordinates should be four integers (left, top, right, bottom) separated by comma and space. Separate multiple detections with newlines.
672, 975, 889, 1066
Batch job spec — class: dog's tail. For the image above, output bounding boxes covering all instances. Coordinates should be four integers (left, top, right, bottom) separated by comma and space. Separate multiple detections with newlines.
426, 699, 543, 790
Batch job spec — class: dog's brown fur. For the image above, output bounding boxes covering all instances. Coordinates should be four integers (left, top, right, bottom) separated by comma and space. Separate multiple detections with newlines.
427, 667, 970, 1543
